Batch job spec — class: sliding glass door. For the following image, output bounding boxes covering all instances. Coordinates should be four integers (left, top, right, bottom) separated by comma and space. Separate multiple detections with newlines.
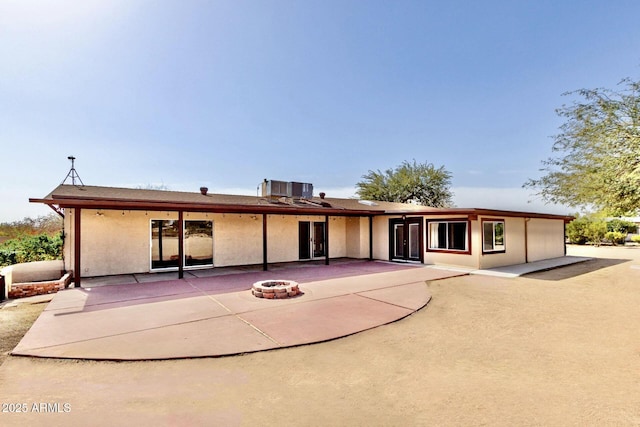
151, 219, 213, 270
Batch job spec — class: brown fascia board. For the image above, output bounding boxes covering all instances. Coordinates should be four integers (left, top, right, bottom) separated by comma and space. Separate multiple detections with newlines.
383, 207, 574, 222
29, 196, 375, 217
30, 195, 574, 222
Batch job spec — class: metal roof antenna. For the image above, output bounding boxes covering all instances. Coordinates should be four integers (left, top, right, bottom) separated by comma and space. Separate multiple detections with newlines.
61, 155, 85, 186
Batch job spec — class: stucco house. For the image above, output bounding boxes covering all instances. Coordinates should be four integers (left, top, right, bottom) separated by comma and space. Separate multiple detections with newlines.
30, 180, 573, 286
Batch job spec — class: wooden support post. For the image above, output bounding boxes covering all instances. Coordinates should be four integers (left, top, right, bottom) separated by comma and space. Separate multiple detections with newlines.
178, 211, 184, 279
263, 214, 268, 271
74, 208, 82, 288
524, 218, 530, 263
369, 215, 373, 260
325, 215, 329, 265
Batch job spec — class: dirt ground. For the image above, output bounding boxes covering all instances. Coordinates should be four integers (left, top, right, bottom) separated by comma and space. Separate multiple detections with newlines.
0, 303, 46, 366
1, 245, 639, 426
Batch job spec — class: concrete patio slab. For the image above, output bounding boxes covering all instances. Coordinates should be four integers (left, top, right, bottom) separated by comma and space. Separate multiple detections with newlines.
472, 256, 592, 278
357, 281, 433, 310
11, 260, 463, 360
239, 293, 414, 346
17, 315, 280, 360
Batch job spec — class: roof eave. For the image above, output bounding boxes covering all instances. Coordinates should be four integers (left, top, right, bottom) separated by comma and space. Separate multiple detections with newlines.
29, 197, 376, 217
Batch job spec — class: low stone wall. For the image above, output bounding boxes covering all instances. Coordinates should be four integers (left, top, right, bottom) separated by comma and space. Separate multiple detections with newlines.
8, 273, 72, 299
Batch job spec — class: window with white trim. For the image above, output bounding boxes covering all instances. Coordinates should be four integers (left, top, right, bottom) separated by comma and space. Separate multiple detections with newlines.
428, 220, 468, 252
483, 220, 505, 253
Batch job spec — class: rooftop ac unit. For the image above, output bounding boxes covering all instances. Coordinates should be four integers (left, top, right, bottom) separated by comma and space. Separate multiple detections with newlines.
291, 182, 313, 199
261, 180, 313, 199
261, 180, 291, 198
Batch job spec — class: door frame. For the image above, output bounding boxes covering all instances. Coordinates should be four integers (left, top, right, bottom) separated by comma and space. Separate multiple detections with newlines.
299, 221, 327, 260
389, 217, 423, 263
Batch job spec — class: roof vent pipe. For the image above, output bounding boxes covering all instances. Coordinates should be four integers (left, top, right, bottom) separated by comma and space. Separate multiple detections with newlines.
200, 187, 208, 195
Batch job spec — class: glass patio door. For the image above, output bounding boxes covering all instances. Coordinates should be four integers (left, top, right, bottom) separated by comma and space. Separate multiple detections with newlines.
299, 221, 326, 260
389, 218, 423, 262
151, 219, 213, 270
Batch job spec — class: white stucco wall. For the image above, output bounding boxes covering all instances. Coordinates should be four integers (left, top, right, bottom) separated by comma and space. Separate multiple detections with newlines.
64, 207, 567, 277
211, 213, 262, 267
371, 216, 390, 260
345, 217, 370, 259
76, 209, 158, 277
477, 216, 527, 269
328, 217, 347, 258
527, 218, 566, 262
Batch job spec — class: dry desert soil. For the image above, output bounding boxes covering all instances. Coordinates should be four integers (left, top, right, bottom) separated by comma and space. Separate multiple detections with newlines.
1, 245, 639, 426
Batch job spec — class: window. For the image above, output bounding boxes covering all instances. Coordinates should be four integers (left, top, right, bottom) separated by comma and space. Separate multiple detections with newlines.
483, 220, 505, 253
428, 220, 469, 252
151, 219, 213, 270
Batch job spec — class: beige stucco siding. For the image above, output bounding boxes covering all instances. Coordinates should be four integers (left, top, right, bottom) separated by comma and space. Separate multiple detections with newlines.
423, 216, 478, 268
211, 213, 262, 267
266, 215, 349, 263
328, 217, 347, 258
345, 217, 370, 259
477, 217, 527, 269
527, 218, 566, 262
62, 207, 567, 277
371, 216, 390, 260
77, 209, 159, 277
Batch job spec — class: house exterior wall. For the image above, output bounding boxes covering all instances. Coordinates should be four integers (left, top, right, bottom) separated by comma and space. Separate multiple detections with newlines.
212, 213, 263, 267
62, 207, 567, 278
372, 216, 390, 260
328, 217, 347, 258
527, 218, 566, 262
422, 215, 479, 268
345, 217, 370, 259
265, 215, 348, 263
70, 211, 354, 276
74, 209, 156, 277
371, 215, 567, 270
477, 216, 527, 269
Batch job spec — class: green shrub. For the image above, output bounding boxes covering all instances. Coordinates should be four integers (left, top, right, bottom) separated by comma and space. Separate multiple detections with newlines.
605, 231, 626, 245
566, 217, 590, 244
0, 232, 63, 268
632, 235, 640, 243
585, 221, 607, 245
566, 216, 609, 245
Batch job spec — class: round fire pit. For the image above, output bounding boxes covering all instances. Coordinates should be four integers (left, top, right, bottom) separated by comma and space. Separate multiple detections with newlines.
252, 280, 300, 299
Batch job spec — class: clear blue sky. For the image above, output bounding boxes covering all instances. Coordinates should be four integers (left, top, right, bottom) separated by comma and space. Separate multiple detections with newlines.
1, 0, 639, 221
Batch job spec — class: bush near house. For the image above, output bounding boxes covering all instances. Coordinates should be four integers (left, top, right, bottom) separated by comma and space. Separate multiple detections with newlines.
566, 215, 634, 246
0, 214, 63, 268
0, 233, 63, 268
604, 231, 627, 245
631, 235, 640, 244
566, 216, 606, 245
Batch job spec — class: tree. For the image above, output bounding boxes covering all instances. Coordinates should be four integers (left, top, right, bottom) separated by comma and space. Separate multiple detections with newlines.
565, 215, 608, 245
356, 160, 454, 207
0, 213, 62, 240
524, 77, 640, 215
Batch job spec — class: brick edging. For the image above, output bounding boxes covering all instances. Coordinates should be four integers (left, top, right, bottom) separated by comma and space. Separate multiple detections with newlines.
8, 273, 73, 299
